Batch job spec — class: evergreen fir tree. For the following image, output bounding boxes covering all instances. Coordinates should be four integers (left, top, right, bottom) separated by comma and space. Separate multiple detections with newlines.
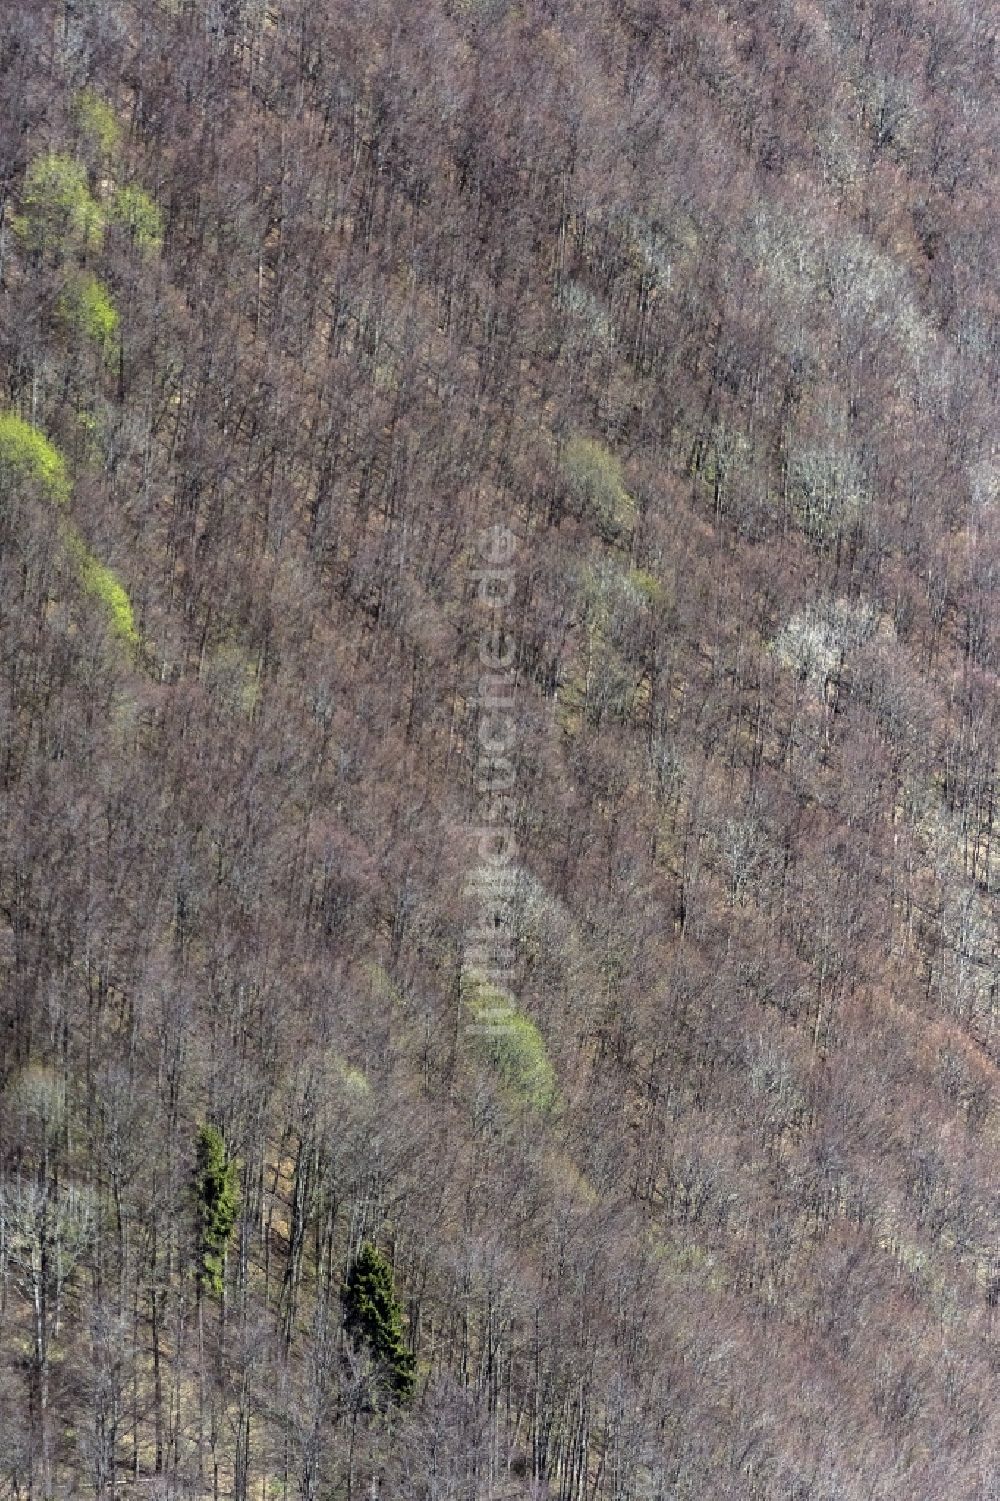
342, 1242, 416, 1399
192, 1123, 240, 1297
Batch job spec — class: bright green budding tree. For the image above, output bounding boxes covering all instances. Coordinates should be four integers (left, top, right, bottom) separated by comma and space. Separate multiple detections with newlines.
14, 153, 104, 255
342, 1243, 416, 1399
0, 412, 71, 503
192, 1124, 240, 1297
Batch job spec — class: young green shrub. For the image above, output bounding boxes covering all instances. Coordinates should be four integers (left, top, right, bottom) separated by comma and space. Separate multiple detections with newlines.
343, 1243, 416, 1400
0, 412, 71, 504
73, 89, 121, 158
111, 185, 163, 252
14, 153, 104, 254
192, 1123, 240, 1298
59, 273, 119, 353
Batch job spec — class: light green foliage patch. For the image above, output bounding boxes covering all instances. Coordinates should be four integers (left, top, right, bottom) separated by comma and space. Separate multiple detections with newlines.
60, 273, 119, 351
0, 417, 137, 647
14, 153, 103, 253
10, 1063, 67, 1137
65, 528, 139, 646
0, 412, 71, 503
581, 557, 659, 634
111, 185, 163, 251
330, 1051, 371, 1100
555, 557, 653, 728
628, 567, 666, 607
649, 1226, 726, 1292
340, 1064, 371, 1099
73, 89, 121, 157
562, 436, 636, 541
464, 972, 555, 1110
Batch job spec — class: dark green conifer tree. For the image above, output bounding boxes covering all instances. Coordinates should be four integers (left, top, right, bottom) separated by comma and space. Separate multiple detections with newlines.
342, 1242, 416, 1399
192, 1123, 240, 1297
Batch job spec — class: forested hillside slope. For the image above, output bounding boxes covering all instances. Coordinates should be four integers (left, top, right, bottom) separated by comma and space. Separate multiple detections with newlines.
0, 1, 998, 1497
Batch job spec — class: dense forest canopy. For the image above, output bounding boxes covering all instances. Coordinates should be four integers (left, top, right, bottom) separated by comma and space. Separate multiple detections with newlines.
0, 0, 998, 1497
